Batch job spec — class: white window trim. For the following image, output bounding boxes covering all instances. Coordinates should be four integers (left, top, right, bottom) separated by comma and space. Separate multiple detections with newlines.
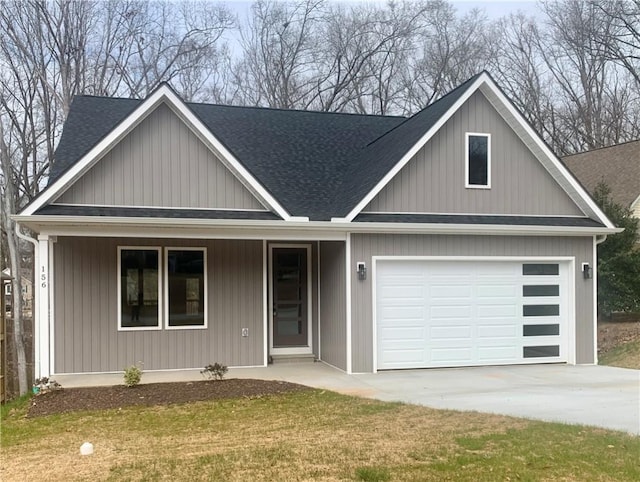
164, 247, 208, 330
465, 132, 491, 189
117, 246, 162, 331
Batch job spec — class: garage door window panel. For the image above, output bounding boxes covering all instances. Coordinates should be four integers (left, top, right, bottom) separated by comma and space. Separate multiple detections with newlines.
523, 324, 560, 336
523, 345, 560, 358
523, 264, 559, 276
523, 285, 560, 297
523, 304, 560, 317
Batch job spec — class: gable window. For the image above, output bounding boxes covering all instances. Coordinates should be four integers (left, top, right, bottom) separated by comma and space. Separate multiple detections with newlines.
118, 247, 161, 330
165, 248, 207, 329
466, 133, 491, 188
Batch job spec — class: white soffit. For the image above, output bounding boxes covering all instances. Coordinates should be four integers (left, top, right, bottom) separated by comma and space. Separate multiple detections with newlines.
21, 84, 292, 220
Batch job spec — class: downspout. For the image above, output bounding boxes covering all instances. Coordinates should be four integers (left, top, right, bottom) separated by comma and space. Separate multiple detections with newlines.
15, 222, 40, 378
593, 234, 607, 365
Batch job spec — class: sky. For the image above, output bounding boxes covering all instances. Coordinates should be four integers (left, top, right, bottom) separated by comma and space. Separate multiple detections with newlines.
224, 0, 539, 19
452, 0, 537, 17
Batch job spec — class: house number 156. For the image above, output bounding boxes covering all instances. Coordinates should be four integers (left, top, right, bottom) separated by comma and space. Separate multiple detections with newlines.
41, 266, 47, 289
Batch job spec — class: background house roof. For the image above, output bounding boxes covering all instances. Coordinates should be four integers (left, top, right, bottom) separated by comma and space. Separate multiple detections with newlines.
563, 140, 640, 209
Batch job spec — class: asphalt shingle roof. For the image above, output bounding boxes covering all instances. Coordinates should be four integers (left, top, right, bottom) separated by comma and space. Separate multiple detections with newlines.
51, 96, 405, 220
354, 213, 605, 228
46, 72, 510, 221
35, 205, 281, 220
563, 141, 640, 209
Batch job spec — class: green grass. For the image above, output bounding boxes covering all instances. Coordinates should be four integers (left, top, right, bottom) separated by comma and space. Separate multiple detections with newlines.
2, 389, 639, 481
600, 339, 640, 369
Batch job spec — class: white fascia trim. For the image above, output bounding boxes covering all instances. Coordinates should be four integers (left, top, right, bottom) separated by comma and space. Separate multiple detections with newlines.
14, 215, 622, 238
360, 211, 587, 218
477, 81, 616, 229
343, 74, 488, 222
21, 84, 291, 220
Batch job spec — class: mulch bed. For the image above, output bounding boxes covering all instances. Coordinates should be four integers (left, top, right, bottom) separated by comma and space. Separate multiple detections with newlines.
28, 379, 307, 418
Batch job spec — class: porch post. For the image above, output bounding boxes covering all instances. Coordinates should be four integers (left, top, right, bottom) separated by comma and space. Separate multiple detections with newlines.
36, 234, 50, 378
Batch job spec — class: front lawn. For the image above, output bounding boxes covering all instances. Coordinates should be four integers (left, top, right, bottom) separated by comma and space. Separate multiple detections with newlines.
1, 389, 638, 481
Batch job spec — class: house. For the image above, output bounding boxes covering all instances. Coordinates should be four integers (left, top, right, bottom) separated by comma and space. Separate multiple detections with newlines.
2, 268, 33, 314
563, 141, 640, 220
14, 72, 618, 380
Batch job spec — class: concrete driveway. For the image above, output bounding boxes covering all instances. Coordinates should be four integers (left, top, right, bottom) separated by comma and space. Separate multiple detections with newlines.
235, 363, 640, 435
59, 363, 640, 435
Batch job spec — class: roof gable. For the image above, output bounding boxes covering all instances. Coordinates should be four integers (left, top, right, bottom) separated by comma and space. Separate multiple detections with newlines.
22, 84, 293, 219
54, 103, 266, 211
361, 90, 584, 217
336, 72, 615, 229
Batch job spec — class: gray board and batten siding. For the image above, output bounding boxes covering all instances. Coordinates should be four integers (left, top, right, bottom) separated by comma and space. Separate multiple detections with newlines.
53, 237, 264, 373
319, 241, 348, 371
349, 234, 594, 373
363, 91, 584, 217
55, 103, 266, 211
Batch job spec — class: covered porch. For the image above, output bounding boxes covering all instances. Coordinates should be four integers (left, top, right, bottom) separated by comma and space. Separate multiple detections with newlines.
26, 220, 351, 379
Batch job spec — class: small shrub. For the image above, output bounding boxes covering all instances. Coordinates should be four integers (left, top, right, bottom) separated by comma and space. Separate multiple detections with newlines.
123, 364, 143, 387
201, 362, 228, 381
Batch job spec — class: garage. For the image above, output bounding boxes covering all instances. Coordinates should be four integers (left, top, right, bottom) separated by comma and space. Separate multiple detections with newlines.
374, 258, 572, 370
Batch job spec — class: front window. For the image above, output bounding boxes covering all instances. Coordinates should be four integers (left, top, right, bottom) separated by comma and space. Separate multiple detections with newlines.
118, 246, 207, 330
466, 133, 491, 188
119, 248, 161, 329
166, 249, 207, 329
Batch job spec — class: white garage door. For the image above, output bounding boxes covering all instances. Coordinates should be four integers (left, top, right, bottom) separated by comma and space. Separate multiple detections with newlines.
375, 259, 571, 370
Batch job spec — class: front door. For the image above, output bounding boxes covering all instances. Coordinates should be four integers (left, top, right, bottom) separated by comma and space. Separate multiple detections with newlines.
271, 246, 310, 352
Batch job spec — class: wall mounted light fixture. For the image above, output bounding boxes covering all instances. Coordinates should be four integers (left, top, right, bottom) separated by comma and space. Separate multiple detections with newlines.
582, 263, 592, 280
357, 262, 367, 281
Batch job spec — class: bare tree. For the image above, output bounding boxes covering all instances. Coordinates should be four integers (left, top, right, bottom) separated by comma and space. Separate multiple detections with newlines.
535, 0, 636, 152
399, 1, 492, 114
593, 0, 640, 85
311, 0, 427, 113
233, 0, 323, 108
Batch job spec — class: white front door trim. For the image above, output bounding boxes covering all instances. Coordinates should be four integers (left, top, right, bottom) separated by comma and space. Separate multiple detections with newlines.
268, 243, 313, 355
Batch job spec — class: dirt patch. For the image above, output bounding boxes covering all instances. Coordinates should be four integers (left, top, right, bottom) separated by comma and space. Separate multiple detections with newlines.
598, 315, 640, 355
28, 379, 306, 418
